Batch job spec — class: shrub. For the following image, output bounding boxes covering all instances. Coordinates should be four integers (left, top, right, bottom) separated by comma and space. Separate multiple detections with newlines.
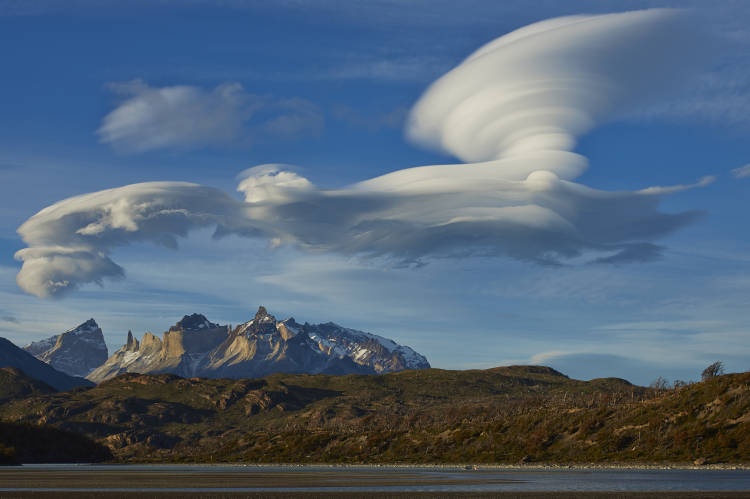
702, 362, 725, 381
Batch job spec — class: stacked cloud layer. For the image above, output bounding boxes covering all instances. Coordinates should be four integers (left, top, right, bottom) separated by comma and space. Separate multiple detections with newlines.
16, 9, 712, 298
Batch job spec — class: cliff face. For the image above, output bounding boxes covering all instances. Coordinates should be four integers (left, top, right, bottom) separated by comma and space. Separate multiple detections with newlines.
87, 307, 429, 383
87, 315, 229, 383
24, 319, 108, 378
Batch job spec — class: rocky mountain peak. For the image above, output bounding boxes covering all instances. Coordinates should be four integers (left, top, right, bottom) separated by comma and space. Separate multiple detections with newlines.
125, 330, 139, 352
72, 318, 99, 331
235, 306, 277, 337
254, 306, 274, 322
23, 319, 108, 378
170, 313, 217, 332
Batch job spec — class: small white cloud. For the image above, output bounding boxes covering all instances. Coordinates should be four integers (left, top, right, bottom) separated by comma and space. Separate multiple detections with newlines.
237, 164, 315, 204
97, 80, 323, 153
731, 163, 750, 178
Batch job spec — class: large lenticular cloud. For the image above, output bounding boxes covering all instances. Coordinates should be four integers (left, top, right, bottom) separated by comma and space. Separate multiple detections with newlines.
16, 9, 712, 298
407, 9, 700, 164
15, 183, 260, 298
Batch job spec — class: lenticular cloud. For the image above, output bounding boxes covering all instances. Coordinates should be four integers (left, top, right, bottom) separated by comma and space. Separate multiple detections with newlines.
16, 9, 711, 298
407, 9, 699, 165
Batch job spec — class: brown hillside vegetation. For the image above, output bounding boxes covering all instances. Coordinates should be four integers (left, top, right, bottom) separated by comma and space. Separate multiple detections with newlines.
0, 366, 748, 464
0, 367, 56, 404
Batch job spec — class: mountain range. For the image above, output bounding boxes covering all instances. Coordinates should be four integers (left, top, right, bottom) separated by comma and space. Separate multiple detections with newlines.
11, 307, 429, 384
1, 315, 747, 465
88, 307, 429, 383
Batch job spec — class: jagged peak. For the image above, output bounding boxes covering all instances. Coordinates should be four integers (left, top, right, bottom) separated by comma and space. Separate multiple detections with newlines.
125, 330, 139, 352
234, 306, 278, 337
170, 313, 217, 332
64, 318, 100, 334
279, 317, 300, 329
254, 306, 275, 323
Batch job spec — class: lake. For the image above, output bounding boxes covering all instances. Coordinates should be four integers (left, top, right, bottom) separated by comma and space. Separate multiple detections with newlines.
0, 464, 749, 497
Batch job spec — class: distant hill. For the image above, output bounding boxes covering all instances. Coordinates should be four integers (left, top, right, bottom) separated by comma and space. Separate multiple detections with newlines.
3, 364, 746, 464
0, 337, 93, 391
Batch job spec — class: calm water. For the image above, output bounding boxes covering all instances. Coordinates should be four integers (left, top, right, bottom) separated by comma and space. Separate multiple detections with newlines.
2, 464, 750, 493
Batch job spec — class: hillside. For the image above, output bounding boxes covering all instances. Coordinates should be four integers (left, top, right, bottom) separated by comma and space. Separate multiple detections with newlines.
0, 421, 112, 464
0, 338, 94, 391
0, 366, 747, 464
0, 367, 56, 404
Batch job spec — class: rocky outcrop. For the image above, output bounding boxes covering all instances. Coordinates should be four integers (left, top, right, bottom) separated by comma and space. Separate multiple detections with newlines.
87, 315, 229, 383
87, 307, 430, 383
24, 319, 108, 377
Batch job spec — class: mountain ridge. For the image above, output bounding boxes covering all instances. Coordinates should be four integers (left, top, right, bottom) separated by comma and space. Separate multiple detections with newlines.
0, 337, 93, 391
1, 365, 746, 464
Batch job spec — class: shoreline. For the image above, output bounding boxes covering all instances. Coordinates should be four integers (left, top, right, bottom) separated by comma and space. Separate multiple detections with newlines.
3, 464, 748, 498
17, 462, 750, 471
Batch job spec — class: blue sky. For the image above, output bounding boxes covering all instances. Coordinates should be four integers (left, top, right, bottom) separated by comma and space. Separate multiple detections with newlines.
1, 1, 749, 385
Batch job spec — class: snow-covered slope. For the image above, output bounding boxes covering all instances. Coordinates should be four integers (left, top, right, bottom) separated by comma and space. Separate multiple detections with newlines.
304, 322, 429, 373
24, 319, 108, 378
87, 307, 430, 383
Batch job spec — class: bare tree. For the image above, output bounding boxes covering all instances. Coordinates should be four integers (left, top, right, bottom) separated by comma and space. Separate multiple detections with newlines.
650, 377, 669, 391
701, 361, 724, 381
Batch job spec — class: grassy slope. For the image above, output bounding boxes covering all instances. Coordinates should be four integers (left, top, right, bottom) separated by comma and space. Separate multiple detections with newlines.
0, 366, 747, 464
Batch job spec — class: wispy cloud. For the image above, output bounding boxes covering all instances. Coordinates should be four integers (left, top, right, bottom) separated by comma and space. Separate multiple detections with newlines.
599, 319, 728, 332
323, 57, 450, 83
98, 80, 323, 153
731, 163, 750, 178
